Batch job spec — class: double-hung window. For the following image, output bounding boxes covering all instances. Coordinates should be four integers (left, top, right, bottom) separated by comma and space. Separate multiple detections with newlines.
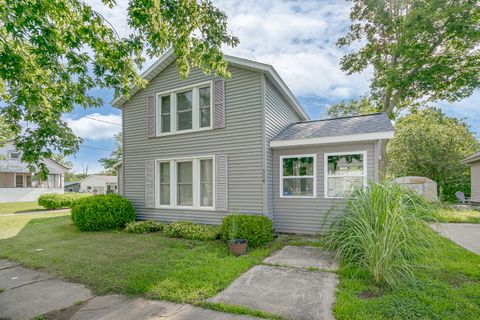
280, 155, 316, 198
325, 151, 367, 198
156, 82, 212, 135
157, 157, 214, 209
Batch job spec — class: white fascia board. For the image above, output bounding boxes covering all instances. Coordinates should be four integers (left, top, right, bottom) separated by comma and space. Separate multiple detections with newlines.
110, 50, 310, 120
270, 131, 395, 148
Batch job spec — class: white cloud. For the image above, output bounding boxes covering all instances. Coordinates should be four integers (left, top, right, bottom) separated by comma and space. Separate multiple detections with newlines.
83, 0, 478, 133
65, 113, 121, 140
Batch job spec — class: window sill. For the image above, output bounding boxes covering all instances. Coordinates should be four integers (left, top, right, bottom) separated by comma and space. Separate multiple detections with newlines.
280, 195, 316, 199
154, 126, 214, 138
155, 205, 216, 212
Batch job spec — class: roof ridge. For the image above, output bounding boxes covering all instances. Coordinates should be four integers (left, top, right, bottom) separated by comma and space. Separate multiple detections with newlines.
295, 112, 386, 124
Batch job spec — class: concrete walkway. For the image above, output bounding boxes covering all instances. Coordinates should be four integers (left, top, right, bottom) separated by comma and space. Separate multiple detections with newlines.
0, 260, 257, 320
209, 246, 339, 320
431, 223, 480, 254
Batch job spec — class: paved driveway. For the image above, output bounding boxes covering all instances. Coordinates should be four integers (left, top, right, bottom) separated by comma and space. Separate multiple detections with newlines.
431, 223, 480, 254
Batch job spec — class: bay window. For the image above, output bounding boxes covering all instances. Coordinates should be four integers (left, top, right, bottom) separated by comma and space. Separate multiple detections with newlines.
156, 82, 212, 135
156, 156, 214, 209
280, 155, 316, 198
325, 151, 367, 198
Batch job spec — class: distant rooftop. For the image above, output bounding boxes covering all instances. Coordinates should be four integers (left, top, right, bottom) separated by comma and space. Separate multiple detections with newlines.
270, 113, 394, 147
462, 151, 480, 164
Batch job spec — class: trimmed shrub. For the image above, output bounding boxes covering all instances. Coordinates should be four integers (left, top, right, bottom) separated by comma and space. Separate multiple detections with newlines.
38, 193, 91, 209
163, 221, 220, 240
325, 182, 434, 287
221, 215, 274, 247
125, 220, 165, 234
71, 194, 136, 231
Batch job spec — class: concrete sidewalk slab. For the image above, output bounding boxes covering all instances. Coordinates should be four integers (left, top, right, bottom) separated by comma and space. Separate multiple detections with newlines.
0, 266, 51, 290
208, 265, 338, 320
0, 279, 93, 320
0, 259, 19, 270
263, 246, 339, 271
69, 295, 258, 320
431, 223, 480, 254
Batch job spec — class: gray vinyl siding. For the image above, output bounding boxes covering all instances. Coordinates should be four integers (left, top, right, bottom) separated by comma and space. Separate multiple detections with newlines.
263, 77, 303, 219
122, 62, 264, 225
272, 142, 376, 234
471, 161, 480, 202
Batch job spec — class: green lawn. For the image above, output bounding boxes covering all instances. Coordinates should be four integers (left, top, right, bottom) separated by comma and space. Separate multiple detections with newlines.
0, 214, 297, 306
334, 228, 480, 319
0, 201, 45, 214
433, 207, 480, 224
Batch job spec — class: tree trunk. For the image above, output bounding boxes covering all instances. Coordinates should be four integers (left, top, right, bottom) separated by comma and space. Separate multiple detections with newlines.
378, 88, 401, 178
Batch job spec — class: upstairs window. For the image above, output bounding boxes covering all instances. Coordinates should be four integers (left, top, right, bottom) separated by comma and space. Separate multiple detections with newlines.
156, 82, 212, 135
280, 155, 316, 198
9, 152, 20, 159
325, 152, 367, 198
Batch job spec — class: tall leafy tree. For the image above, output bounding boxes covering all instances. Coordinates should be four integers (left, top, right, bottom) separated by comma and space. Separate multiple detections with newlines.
0, 0, 238, 176
0, 116, 14, 146
326, 96, 380, 118
339, 0, 480, 169
99, 132, 122, 171
387, 107, 479, 201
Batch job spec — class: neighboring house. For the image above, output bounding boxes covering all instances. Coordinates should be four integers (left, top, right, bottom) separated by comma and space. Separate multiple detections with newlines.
112, 49, 394, 234
462, 151, 480, 203
79, 175, 118, 194
64, 181, 80, 192
0, 140, 67, 203
112, 161, 123, 196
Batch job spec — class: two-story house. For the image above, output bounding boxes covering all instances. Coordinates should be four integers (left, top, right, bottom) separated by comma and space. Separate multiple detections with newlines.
0, 140, 68, 203
113, 50, 394, 234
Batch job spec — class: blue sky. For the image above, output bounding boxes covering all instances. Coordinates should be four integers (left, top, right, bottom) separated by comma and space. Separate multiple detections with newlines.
69, 0, 479, 173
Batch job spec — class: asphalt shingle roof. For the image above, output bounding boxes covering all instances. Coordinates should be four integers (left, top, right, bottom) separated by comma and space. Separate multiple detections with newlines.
272, 113, 394, 141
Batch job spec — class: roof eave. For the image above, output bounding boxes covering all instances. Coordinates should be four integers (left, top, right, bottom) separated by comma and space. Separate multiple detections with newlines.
110, 51, 309, 120
270, 131, 395, 148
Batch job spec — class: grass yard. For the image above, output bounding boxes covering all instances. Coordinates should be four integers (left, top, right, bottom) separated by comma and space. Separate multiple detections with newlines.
334, 227, 480, 319
0, 201, 45, 214
0, 212, 70, 239
433, 207, 480, 224
0, 214, 298, 306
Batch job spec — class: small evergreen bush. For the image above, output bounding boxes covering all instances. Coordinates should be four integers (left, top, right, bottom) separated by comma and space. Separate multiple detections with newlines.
221, 215, 274, 247
125, 220, 165, 234
163, 221, 220, 240
71, 194, 136, 231
38, 193, 91, 209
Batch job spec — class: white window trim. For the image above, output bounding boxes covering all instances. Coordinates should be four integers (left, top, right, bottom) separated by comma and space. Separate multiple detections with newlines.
155, 155, 216, 211
324, 151, 368, 199
156, 81, 213, 137
279, 154, 317, 199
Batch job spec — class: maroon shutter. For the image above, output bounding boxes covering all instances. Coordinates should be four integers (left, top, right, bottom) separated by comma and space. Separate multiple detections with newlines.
213, 78, 225, 129
147, 95, 156, 137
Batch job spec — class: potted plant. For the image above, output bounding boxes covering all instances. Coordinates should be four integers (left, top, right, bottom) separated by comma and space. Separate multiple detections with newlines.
228, 216, 247, 256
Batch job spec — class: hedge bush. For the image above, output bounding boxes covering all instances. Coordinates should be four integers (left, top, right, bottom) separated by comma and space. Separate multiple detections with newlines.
163, 221, 220, 240
221, 215, 274, 247
38, 193, 91, 209
125, 220, 165, 234
71, 194, 136, 231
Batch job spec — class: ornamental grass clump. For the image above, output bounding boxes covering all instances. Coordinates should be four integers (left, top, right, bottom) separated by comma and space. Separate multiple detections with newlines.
326, 182, 434, 287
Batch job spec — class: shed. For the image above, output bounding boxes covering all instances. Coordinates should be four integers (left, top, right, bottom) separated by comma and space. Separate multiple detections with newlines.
394, 176, 438, 201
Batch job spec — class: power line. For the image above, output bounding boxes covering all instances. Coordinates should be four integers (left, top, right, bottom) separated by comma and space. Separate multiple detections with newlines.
68, 113, 122, 126
80, 145, 113, 152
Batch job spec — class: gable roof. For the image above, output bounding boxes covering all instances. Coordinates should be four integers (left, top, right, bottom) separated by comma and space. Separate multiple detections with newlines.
111, 49, 309, 120
64, 181, 80, 187
462, 151, 480, 164
270, 113, 394, 147
81, 175, 117, 184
